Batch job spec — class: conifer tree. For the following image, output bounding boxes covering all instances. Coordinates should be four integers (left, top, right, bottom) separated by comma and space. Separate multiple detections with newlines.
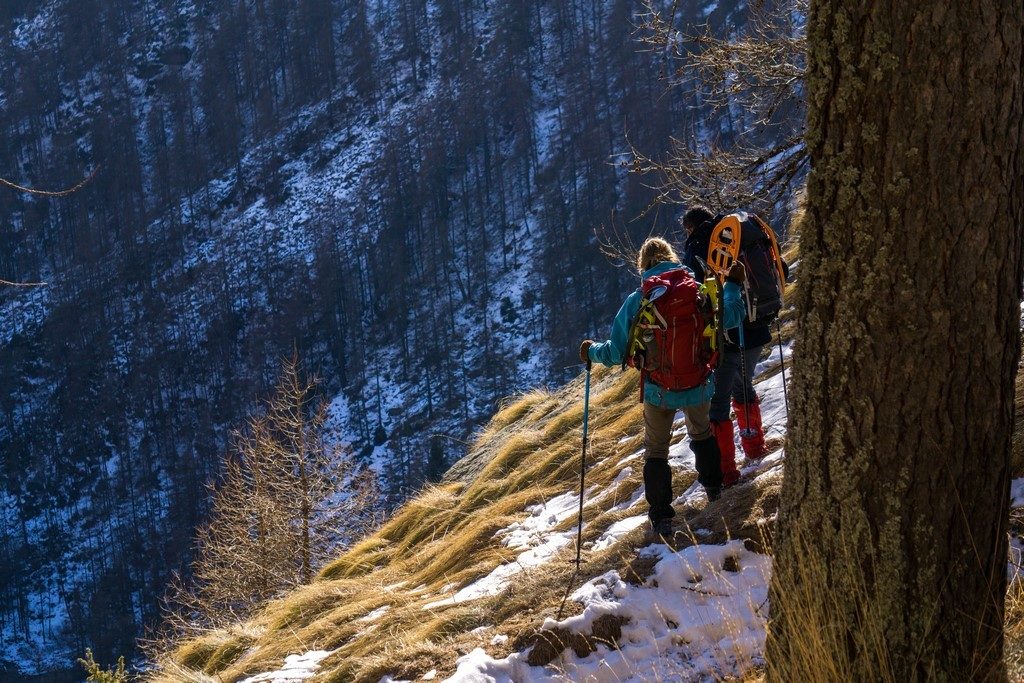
159, 355, 377, 633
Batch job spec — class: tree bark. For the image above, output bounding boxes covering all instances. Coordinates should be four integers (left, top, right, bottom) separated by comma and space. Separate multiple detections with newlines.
767, 1, 1023, 681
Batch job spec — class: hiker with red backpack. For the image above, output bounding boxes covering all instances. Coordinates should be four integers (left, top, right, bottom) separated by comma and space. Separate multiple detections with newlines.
682, 206, 790, 487
579, 238, 745, 538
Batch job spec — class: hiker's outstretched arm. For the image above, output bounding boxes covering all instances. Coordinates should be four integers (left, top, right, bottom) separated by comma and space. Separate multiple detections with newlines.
721, 281, 745, 330
588, 292, 641, 367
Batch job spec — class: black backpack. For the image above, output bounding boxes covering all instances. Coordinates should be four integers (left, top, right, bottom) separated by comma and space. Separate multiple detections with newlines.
708, 212, 785, 324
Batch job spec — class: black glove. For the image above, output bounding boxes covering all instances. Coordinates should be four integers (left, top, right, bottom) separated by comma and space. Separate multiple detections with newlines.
579, 340, 594, 369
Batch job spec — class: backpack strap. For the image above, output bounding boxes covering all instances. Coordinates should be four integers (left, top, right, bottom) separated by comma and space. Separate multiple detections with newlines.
621, 287, 642, 371
753, 215, 787, 293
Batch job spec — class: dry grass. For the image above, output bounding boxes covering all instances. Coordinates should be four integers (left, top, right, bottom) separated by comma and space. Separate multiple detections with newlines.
159, 365, 678, 682
155, 203, 1024, 681
1005, 576, 1024, 680
1013, 359, 1024, 478
487, 389, 553, 432
156, 294, 803, 682
764, 529, 899, 683
682, 469, 782, 552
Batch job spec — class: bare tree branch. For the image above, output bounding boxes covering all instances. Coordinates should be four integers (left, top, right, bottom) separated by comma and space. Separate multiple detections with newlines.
0, 165, 101, 197
0, 278, 47, 287
1, 166, 100, 288
631, 0, 807, 217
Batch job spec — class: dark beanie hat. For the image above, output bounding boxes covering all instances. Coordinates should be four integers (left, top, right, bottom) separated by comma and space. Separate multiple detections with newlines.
682, 205, 715, 232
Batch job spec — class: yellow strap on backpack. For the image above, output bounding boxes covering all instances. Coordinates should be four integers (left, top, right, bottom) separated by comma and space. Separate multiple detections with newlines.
754, 215, 787, 295
624, 299, 659, 366
700, 278, 720, 352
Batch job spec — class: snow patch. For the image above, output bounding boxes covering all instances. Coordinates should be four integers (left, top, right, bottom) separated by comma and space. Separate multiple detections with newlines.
359, 605, 391, 622
498, 489, 591, 550
241, 650, 334, 683
591, 515, 648, 552
1011, 478, 1024, 507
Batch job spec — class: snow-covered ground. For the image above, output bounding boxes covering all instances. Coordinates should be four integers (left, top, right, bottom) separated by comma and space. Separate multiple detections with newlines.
448, 541, 770, 682
239, 650, 334, 683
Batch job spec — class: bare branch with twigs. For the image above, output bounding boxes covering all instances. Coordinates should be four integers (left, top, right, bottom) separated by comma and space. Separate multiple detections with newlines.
0, 165, 100, 197
630, 0, 807, 217
1, 166, 99, 288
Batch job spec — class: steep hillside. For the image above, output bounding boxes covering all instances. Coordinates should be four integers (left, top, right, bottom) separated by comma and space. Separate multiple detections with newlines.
2, 0, 799, 673
148, 279, 1024, 682
152, 322, 795, 681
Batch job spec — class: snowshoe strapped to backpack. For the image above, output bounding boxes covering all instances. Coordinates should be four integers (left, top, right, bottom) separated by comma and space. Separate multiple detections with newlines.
624, 268, 715, 392
708, 212, 786, 324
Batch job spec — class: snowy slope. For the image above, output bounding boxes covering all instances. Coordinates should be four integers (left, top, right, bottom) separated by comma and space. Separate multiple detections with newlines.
0, 0, 761, 674
161, 337, 791, 681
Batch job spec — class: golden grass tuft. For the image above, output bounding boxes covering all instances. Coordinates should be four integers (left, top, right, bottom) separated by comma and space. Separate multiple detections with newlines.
475, 430, 547, 480
326, 640, 452, 683
485, 389, 552, 433
170, 634, 224, 671
263, 581, 356, 631
147, 660, 221, 683
317, 536, 392, 580
1005, 571, 1024, 680
766, 530, 897, 683
202, 636, 253, 674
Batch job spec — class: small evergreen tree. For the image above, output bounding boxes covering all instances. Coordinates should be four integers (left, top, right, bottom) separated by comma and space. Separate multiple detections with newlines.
77, 649, 128, 683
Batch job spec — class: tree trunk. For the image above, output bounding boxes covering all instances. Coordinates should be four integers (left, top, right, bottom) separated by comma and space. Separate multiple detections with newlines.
767, 1, 1022, 681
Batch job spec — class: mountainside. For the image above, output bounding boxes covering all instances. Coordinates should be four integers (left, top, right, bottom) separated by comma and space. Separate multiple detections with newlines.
155, 329, 795, 682
0, 0, 790, 676
144, 276, 1024, 682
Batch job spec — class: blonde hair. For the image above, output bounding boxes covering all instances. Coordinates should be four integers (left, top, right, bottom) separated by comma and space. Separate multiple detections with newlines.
637, 237, 680, 272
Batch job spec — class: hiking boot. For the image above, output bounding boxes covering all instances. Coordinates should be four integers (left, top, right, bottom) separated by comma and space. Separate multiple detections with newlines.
650, 517, 674, 540
690, 437, 723, 492
643, 458, 675, 522
712, 420, 740, 487
733, 398, 769, 459
705, 486, 721, 502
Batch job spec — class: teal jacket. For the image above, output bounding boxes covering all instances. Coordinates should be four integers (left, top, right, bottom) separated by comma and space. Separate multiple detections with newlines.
588, 261, 745, 409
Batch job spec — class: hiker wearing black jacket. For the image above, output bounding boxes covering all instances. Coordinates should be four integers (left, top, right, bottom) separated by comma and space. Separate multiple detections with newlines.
682, 206, 788, 486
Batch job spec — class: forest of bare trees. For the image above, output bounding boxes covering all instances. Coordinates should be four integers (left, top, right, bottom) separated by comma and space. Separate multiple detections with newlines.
1, 0, 776, 673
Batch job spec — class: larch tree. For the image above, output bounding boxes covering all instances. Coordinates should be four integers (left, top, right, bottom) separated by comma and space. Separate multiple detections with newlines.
767, 1, 1022, 681
155, 355, 378, 639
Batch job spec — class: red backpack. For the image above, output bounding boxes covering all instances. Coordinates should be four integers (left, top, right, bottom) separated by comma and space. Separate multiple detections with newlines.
625, 267, 715, 392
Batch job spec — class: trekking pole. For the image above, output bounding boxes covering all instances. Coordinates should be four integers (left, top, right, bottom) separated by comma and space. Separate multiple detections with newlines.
573, 361, 592, 568
775, 318, 790, 414
558, 361, 591, 621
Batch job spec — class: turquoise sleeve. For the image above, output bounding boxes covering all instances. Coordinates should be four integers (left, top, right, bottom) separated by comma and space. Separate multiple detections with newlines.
722, 281, 746, 330
588, 291, 641, 367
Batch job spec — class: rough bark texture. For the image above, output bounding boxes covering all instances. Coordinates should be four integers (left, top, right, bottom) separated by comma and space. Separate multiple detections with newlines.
767, 1, 1023, 681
